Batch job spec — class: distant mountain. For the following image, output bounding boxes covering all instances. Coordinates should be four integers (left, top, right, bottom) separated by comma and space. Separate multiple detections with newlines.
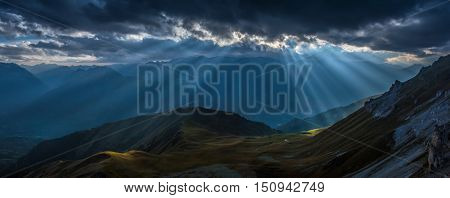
21, 64, 60, 75
278, 96, 376, 133
0, 67, 137, 138
107, 63, 140, 77
17, 107, 278, 172
34, 66, 118, 89
0, 63, 48, 114
12, 55, 448, 178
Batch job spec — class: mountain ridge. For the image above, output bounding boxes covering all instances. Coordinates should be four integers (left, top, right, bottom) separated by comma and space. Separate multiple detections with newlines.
16, 107, 278, 172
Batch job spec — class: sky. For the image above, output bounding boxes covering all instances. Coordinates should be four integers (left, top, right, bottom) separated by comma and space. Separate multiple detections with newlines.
0, 0, 449, 65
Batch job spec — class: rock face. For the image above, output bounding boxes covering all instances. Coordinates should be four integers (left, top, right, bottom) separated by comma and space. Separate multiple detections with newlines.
351, 55, 450, 178
427, 124, 449, 171
393, 90, 449, 148
364, 80, 401, 118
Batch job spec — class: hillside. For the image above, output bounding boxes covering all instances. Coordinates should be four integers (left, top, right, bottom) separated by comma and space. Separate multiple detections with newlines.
16, 108, 278, 173
0, 137, 43, 174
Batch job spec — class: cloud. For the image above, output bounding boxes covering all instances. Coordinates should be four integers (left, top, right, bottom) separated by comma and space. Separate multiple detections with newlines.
385, 53, 425, 64
0, 0, 448, 65
321, 1, 450, 55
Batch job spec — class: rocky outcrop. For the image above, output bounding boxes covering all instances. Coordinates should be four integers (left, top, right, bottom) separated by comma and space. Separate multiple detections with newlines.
350, 55, 450, 177
427, 124, 449, 171
365, 80, 401, 118
393, 91, 449, 148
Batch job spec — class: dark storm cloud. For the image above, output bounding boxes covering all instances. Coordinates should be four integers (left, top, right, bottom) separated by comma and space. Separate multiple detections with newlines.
0, 0, 449, 63
318, 1, 450, 55
0, 44, 32, 56
1, 1, 436, 32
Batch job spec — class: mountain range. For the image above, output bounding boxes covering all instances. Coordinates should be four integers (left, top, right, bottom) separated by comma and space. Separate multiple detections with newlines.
0, 56, 422, 138
0, 65, 137, 138
8, 55, 449, 177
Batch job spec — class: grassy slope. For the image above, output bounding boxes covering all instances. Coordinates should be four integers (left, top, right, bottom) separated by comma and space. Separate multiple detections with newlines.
24, 109, 395, 177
